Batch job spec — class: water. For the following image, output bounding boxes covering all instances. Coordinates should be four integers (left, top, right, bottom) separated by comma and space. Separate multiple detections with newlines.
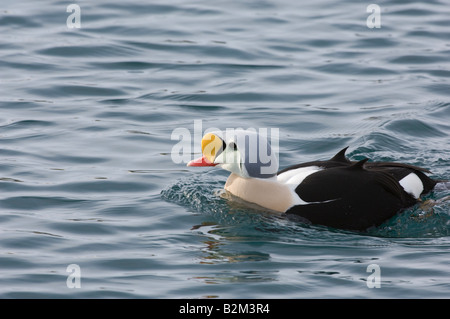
1, 0, 450, 298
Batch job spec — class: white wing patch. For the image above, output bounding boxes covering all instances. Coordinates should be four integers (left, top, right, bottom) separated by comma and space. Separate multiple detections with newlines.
399, 173, 424, 199
277, 166, 321, 185
277, 166, 323, 205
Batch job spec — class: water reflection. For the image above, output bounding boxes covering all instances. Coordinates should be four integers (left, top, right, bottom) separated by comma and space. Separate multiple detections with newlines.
188, 221, 278, 286
190, 270, 278, 285
191, 222, 271, 264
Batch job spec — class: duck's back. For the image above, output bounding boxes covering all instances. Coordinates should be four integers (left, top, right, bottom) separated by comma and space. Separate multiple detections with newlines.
280, 148, 437, 230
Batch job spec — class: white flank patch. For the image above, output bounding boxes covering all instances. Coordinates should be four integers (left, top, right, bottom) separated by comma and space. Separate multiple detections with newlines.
277, 166, 322, 205
399, 173, 424, 199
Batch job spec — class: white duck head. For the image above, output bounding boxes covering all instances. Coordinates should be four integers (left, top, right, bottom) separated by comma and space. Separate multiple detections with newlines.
187, 129, 278, 179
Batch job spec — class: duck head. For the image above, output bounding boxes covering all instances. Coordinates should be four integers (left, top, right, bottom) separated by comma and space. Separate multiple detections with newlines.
187, 129, 278, 179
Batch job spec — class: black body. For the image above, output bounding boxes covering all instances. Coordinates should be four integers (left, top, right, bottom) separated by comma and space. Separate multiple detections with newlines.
281, 147, 437, 231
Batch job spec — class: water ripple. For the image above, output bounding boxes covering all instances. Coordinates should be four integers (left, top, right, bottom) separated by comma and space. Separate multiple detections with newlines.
1, 0, 450, 299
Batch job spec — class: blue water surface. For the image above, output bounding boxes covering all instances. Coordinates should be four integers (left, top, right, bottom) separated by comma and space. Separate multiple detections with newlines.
0, 0, 450, 298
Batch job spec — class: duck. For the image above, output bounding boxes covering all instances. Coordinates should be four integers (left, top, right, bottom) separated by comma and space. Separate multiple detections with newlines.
187, 129, 438, 231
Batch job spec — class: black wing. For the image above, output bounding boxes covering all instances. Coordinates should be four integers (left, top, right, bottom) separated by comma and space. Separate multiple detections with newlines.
279, 147, 437, 195
277, 147, 351, 175
282, 148, 438, 230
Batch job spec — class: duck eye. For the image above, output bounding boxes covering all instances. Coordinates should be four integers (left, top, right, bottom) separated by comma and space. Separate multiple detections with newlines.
222, 140, 226, 151
229, 142, 237, 151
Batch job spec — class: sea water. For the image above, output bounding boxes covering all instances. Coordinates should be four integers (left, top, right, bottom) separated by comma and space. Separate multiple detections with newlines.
0, 0, 449, 298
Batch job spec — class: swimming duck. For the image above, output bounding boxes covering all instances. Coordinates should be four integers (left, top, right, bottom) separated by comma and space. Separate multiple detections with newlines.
187, 129, 437, 230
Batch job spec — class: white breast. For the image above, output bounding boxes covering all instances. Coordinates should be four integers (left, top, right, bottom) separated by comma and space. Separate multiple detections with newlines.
224, 166, 326, 212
